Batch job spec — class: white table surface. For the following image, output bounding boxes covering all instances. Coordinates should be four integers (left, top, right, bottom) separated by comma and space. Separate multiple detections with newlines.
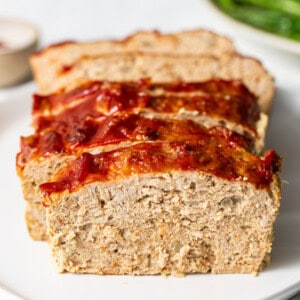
0, 1, 300, 299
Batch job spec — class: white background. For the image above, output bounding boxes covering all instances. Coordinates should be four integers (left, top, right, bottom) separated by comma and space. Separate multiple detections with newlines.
0, 1, 300, 299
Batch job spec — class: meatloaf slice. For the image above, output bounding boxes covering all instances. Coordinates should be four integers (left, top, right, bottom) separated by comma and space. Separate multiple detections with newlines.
18, 115, 253, 240
41, 141, 281, 275
30, 29, 236, 94
30, 53, 274, 113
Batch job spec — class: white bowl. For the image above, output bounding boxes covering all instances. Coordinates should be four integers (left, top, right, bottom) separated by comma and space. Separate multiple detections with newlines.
0, 17, 38, 87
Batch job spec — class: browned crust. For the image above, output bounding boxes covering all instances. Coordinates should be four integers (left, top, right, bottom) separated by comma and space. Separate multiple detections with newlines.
31, 28, 235, 57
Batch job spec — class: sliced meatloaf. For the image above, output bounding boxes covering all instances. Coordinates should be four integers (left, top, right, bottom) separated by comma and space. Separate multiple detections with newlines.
16, 28, 282, 276
40, 139, 281, 275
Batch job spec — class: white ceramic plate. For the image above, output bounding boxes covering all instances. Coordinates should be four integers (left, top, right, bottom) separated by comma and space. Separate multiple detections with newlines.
0, 82, 300, 300
205, 1, 300, 55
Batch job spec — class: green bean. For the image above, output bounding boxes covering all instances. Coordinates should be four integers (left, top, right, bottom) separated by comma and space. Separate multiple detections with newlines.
212, 0, 300, 41
240, 0, 300, 18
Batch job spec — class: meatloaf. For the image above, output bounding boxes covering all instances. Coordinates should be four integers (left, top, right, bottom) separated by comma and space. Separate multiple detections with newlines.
16, 29, 282, 275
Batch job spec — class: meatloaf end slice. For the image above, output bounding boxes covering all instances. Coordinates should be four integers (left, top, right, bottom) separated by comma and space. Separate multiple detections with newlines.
30, 29, 236, 94
41, 141, 281, 275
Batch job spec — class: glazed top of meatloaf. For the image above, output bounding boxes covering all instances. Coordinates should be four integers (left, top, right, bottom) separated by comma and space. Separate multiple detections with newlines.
40, 139, 281, 196
32, 79, 260, 134
18, 115, 254, 166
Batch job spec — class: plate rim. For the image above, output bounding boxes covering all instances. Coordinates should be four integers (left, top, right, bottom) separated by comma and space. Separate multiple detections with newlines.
1, 69, 300, 300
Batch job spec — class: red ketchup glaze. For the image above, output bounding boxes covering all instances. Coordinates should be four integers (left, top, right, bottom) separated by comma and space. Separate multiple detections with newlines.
148, 94, 259, 131
40, 141, 281, 196
19, 114, 254, 165
32, 79, 259, 135
32, 80, 149, 116
33, 79, 257, 115
32, 82, 150, 130
33, 82, 103, 115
